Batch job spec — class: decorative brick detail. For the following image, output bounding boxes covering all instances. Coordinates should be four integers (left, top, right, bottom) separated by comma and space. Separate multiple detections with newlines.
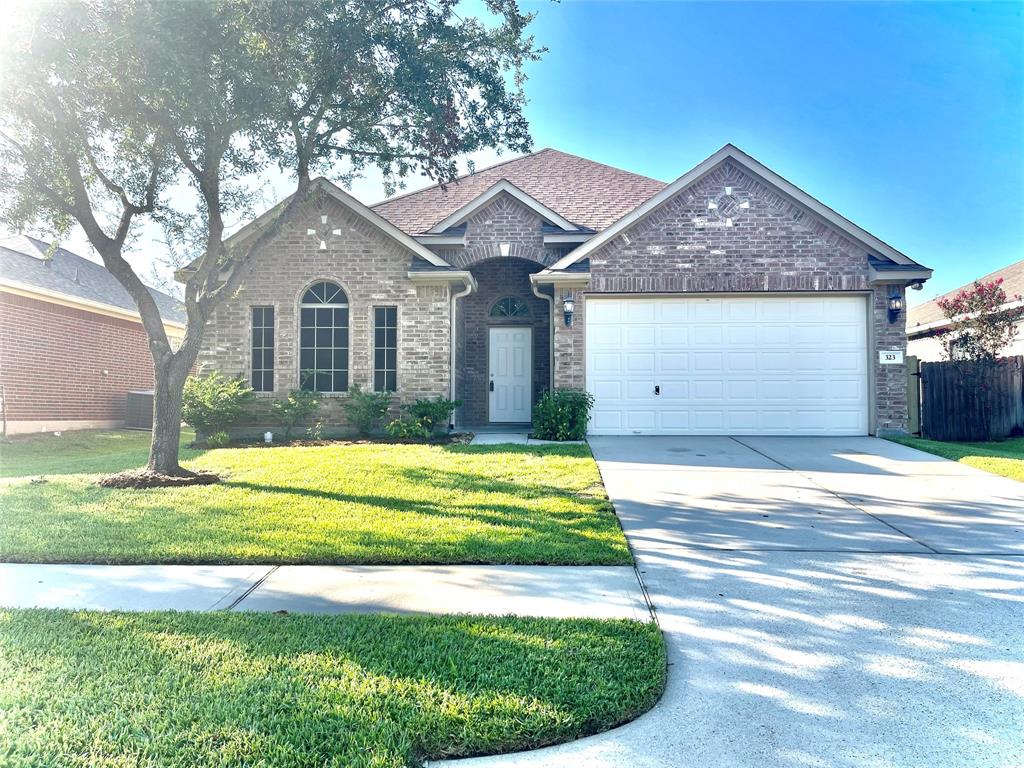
0, 292, 156, 428
447, 194, 557, 268
551, 160, 909, 434
588, 162, 869, 294
455, 258, 550, 424
198, 194, 451, 434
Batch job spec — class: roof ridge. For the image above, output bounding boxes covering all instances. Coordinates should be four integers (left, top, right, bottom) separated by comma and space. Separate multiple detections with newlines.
913, 258, 1024, 308
533, 147, 667, 185
368, 148, 555, 209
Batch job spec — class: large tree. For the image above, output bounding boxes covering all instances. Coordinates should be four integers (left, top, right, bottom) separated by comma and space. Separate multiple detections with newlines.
0, 0, 539, 479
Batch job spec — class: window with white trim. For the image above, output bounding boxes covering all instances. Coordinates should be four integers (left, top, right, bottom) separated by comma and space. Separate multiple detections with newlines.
373, 306, 398, 392
299, 281, 348, 392
250, 306, 275, 392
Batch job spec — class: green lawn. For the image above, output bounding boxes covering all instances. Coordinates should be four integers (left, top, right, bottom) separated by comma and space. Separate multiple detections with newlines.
0, 430, 630, 564
888, 435, 1024, 482
0, 610, 666, 768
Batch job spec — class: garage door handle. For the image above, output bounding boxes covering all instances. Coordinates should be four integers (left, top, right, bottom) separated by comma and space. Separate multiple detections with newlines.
654, 385, 660, 396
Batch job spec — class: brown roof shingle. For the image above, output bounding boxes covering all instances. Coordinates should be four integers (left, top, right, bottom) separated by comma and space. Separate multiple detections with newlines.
371, 148, 666, 234
908, 259, 1024, 330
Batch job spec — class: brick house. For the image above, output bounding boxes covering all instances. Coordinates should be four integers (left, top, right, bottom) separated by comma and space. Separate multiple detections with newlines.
0, 235, 186, 435
192, 144, 932, 436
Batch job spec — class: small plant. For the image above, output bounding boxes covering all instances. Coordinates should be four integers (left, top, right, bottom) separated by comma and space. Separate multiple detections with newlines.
385, 418, 431, 441
306, 418, 325, 441
532, 389, 594, 441
344, 384, 393, 436
403, 396, 461, 435
181, 372, 254, 438
271, 390, 320, 440
206, 431, 231, 448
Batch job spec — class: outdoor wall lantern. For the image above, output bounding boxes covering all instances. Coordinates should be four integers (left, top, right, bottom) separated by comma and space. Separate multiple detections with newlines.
562, 293, 575, 327
887, 292, 904, 324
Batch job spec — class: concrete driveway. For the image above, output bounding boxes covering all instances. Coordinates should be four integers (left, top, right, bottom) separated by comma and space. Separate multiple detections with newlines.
438, 436, 1024, 768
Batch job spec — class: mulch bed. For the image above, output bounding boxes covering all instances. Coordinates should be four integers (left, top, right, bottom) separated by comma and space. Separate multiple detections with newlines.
189, 433, 474, 450
97, 468, 221, 489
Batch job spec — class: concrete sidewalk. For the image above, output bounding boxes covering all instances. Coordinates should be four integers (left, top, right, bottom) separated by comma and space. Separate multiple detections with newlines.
0, 563, 650, 620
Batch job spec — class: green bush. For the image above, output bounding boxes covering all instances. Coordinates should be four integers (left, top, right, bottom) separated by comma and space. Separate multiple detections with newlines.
403, 396, 460, 435
181, 372, 254, 437
344, 384, 393, 436
271, 390, 320, 439
384, 418, 431, 441
206, 431, 231, 448
532, 389, 594, 441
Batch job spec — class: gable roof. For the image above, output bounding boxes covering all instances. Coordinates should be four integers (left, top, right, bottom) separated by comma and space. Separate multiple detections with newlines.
548, 144, 930, 273
371, 148, 666, 234
908, 258, 1024, 331
227, 176, 453, 268
176, 176, 456, 281
0, 235, 187, 326
427, 179, 582, 233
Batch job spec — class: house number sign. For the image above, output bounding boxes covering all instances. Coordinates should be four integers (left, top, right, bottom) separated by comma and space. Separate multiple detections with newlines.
878, 350, 904, 364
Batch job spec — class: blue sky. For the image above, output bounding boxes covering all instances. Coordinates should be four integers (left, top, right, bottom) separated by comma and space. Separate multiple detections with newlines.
507, 0, 1023, 305
18, 1, 1022, 305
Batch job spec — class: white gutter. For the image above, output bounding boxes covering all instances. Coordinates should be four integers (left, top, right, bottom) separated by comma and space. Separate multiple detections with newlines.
530, 276, 555, 392
449, 274, 476, 427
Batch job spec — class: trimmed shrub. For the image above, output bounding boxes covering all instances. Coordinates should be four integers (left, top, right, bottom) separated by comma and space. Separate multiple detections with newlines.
206, 431, 231, 448
344, 384, 393, 436
385, 418, 431, 441
403, 396, 460, 435
181, 373, 254, 437
271, 390, 320, 439
532, 389, 594, 441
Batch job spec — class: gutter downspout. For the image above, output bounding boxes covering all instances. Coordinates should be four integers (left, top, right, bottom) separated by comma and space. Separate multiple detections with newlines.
530, 275, 555, 392
449, 275, 475, 429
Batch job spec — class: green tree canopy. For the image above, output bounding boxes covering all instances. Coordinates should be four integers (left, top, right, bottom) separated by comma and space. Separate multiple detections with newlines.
0, 0, 540, 478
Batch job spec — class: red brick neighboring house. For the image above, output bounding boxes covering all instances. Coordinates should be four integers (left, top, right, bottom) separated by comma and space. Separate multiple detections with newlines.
0, 235, 186, 435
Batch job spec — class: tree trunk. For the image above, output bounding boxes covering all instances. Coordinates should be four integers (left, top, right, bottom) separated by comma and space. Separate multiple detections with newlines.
147, 354, 194, 475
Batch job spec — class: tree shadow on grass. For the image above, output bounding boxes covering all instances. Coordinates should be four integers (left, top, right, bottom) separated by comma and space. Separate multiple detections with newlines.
0, 610, 665, 767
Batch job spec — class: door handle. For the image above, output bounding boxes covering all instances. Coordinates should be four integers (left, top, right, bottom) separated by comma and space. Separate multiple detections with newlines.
489, 380, 495, 392
654, 385, 660, 396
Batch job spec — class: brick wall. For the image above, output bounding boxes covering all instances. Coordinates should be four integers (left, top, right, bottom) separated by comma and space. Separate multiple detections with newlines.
0, 292, 156, 430
198, 193, 451, 435
456, 258, 551, 424
553, 160, 909, 433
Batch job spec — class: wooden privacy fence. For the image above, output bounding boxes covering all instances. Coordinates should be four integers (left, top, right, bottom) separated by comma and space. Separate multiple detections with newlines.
919, 355, 1024, 442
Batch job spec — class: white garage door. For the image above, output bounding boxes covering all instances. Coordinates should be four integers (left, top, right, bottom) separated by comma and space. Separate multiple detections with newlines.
586, 295, 869, 435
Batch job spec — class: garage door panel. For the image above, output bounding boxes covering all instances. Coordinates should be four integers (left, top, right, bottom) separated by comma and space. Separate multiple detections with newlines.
694, 352, 724, 371
625, 302, 656, 322
659, 327, 688, 346
586, 295, 869, 436
626, 326, 656, 346
758, 325, 792, 346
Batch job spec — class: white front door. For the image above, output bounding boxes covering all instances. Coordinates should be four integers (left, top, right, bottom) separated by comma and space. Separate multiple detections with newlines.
489, 326, 532, 422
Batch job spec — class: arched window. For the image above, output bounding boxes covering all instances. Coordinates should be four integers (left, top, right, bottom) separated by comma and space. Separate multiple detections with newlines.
490, 296, 529, 318
299, 281, 348, 392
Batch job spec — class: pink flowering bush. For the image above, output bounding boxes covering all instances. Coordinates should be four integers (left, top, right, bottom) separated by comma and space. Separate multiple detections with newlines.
935, 278, 1023, 362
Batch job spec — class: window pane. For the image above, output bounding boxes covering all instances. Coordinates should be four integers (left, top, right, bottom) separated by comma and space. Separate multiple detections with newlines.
300, 349, 315, 370
333, 371, 348, 392
316, 327, 332, 346
333, 349, 347, 369
373, 305, 398, 393
301, 307, 314, 325
251, 306, 275, 393
315, 372, 331, 391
